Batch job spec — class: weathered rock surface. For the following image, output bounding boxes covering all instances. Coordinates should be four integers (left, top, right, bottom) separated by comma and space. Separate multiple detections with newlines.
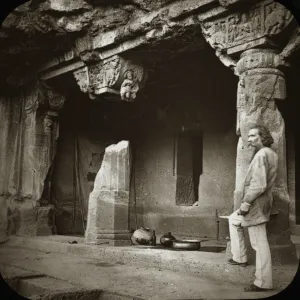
0, 0, 210, 86
85, 141, 131, 245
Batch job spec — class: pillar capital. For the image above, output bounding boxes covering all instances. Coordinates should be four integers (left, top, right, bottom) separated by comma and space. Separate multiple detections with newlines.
235, 49, 287, 108
23, 81, 66, 118
236, 49, 287, 76
200, 0, 298, 72
73, 55, 147, 102
40, 81, 66, 109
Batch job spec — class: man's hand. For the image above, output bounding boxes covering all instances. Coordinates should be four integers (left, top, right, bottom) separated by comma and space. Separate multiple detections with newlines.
238, 209, 249, 216
237, 202, 251, 216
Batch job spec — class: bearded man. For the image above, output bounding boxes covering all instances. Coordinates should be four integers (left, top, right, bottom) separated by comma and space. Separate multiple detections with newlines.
228, 125, 278, 292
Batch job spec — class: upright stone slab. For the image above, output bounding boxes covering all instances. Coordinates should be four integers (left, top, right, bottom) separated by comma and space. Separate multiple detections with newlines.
85, 141, 131, 245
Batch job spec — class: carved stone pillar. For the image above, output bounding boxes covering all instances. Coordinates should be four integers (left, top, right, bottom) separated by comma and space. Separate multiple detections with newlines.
2, 81, 66, 237
234, 49, 289, 233
73, 55, 147, 101
36, 82, 65, 235
200, 0, 299, 237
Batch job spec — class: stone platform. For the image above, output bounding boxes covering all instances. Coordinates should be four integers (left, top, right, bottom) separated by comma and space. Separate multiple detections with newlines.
0, 240, 298, 299
1, 235, 298, 288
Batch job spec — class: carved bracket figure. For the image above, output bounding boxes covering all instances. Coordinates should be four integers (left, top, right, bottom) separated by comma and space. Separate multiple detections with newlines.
73, 55, 147, 101
40, 81, 66, 113
215, 49, 239, 74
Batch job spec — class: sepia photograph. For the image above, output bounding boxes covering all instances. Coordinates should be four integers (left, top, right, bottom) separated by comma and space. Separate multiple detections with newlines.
0, 0, 299, 299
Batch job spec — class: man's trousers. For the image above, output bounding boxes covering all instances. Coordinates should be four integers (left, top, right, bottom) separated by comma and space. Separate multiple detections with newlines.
229, 210, 273, 289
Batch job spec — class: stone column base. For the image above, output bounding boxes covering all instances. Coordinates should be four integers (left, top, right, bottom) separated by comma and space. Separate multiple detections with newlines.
0, 230, 8, 244
86, 230, 131, 246
36, 206, 54, 236
8, 205, 54, 237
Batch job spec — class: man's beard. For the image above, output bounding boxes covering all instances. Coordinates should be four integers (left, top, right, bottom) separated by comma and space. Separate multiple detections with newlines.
247, 143, 258, 161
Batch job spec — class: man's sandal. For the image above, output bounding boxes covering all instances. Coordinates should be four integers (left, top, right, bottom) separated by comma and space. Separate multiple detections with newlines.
244, 284, 272, 292
228, 258, 248, 267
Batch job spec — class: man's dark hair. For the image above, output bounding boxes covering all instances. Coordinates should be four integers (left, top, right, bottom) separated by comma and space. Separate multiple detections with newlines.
250, 124, 274, 147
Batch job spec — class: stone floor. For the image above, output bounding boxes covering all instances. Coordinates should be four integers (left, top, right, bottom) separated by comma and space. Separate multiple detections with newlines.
0, 236, 299, 299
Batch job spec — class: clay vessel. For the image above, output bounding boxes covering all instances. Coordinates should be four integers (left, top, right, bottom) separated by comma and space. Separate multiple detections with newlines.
160, 232, 176, 247
131, 227, 152, 245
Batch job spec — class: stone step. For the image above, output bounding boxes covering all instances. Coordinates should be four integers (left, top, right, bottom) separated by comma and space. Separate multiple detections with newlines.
5, 235, 297, 265
3, 266, 143, 300
291, 235, 300, 259
3, 235, 298, 288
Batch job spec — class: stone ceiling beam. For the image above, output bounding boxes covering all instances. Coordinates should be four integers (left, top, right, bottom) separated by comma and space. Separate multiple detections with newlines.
37, 0, 299, 79
35, 0, 299, 105
37, 0, 221, 76
3, 0, 300, 86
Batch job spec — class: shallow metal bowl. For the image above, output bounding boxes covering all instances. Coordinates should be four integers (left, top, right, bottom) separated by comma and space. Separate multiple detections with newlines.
171, 239, 201, 250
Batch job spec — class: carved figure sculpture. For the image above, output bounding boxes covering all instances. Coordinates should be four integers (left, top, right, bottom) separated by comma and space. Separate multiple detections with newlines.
120, 70, 139, 101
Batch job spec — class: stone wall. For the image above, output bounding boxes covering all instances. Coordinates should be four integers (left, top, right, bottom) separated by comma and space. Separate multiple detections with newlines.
52, 130, 117, 235
287, 127, 298, 235
130, 52, 238, 239
51, 95, 117, 235
133, 126, 237, 239
285, 70, 300, 237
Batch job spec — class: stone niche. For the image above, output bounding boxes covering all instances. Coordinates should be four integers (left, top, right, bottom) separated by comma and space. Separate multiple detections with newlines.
85, 140, 131, 245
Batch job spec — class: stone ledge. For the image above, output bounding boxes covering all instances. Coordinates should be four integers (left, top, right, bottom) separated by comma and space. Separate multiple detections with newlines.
3, 235, 298, 288
2, 265, 141, 300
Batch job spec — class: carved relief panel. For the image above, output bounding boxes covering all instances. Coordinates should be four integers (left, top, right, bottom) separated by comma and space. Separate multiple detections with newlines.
201, 0, 293, 52
73, 55, 147, 101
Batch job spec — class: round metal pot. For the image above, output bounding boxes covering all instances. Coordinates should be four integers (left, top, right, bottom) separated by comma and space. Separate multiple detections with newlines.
171, 239, 201, 250
160, 232, 176, 247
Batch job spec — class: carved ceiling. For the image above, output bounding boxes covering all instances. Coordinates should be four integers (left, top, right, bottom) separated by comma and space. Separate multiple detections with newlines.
0, 0, 299, 91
